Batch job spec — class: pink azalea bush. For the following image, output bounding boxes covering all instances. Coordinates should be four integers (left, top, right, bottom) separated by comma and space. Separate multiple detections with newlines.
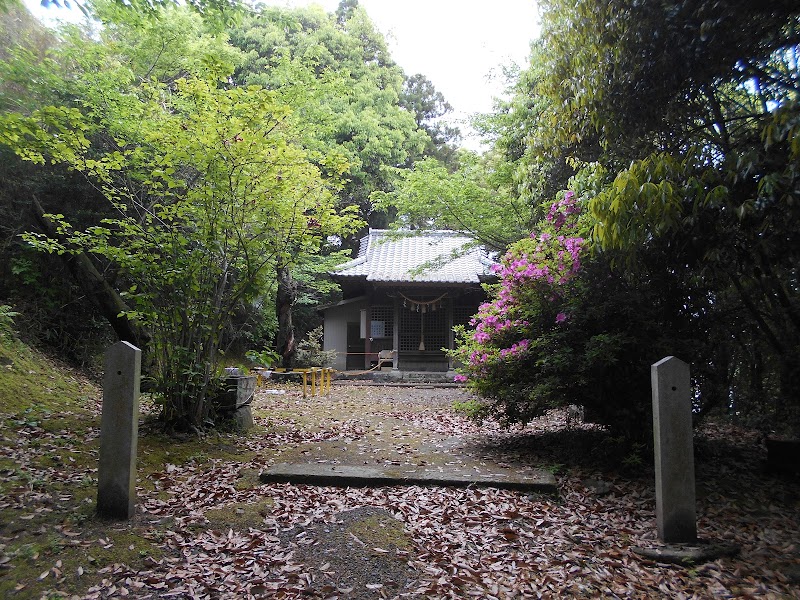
452, 191, 586, 386
450, 190, 680, 438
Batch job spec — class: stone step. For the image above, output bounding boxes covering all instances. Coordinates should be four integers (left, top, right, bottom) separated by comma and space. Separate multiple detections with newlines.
337, 371, 458, 384
259, 463, 557, 494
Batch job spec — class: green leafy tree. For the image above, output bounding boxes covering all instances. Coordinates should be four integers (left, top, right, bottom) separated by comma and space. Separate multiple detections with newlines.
527, 0, 800, 432
1, 7, 360, 429
372, 150, 529, 250
228, 1, 435, 360
376, 43, 575, 252
0, 3, 133, 361
29, 0, 242, 24
229, 3, 428, 236
450, 187, 700, 441
400, 73, 461, 167
1, 3, 249, 354
449, 0, 800, 438
480, 42, 583, 221
3, 76, 358, 429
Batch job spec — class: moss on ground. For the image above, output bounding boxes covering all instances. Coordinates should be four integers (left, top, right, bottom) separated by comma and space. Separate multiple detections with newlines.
137, 430, 256, 473
0, 523, 165, 598
234, 468, 262, 490
346, 513, 413, 553
204, 499, 275, 530
0, 335, 269, 597
0, 336, 98, 417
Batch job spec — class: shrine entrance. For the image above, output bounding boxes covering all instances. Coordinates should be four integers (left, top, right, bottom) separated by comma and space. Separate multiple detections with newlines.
397, 294, 450, 372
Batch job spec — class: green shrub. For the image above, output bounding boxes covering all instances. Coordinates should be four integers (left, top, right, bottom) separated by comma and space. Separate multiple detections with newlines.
245, 348, 281, 368
0, 304, 19, 337
294, 326, 336, 368
451, 192, 699, 442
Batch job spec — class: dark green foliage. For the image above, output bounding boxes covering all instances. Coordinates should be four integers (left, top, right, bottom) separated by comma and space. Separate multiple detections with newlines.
229, 4, 432, 241
294, 326, 336, 368
471, 0, 800, 437
0, 5, 361, 431
400, 73, 461, 168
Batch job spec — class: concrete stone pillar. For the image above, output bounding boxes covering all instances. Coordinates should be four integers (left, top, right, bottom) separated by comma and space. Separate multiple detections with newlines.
652, 356, 697, 543
97, 341, 140, 520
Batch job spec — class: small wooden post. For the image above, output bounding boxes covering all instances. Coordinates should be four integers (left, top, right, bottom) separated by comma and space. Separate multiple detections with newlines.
97, 341, 140, 520
652, 356, 697, 543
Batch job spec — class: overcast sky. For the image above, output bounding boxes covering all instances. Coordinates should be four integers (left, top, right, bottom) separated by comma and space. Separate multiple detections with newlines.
277, 1, 541, 146
25, 0, 541, 147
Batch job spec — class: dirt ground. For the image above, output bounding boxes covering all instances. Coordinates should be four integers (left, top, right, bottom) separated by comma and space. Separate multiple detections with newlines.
3, 378, 800, 598
221, 383, 800, 598
255, 384, 551, 483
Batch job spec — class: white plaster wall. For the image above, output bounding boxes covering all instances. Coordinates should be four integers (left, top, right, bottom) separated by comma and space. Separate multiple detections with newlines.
323, 299, 366, 372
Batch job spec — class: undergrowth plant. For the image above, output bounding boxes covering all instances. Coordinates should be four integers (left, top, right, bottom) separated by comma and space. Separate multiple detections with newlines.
293, 326, 336, 368
0, 304, 18, 338
451, 190, 686, 441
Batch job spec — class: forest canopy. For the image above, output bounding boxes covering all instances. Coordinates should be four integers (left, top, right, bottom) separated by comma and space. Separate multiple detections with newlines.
1, 0, 798, 438
0, 0, 447, 429
441, 0, 800, 439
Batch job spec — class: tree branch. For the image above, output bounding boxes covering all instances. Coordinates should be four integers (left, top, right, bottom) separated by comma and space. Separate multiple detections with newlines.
30, 194, 148, 349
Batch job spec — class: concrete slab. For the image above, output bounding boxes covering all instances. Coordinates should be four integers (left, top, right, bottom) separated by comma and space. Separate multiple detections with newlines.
259, 462, 557, 494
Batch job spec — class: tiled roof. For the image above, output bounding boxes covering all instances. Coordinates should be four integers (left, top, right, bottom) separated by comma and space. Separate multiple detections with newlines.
332, 229, 497, 284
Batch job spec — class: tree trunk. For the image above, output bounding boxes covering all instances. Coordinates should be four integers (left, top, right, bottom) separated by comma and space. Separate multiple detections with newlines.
31, 195, 148, 350
275, 264, 296, 369
779, 354, 800, 436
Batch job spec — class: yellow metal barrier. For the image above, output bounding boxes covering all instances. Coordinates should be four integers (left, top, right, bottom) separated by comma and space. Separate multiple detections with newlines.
270, 367, 334, 397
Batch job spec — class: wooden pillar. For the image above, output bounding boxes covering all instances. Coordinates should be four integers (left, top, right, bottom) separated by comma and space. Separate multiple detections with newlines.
447, 296, 454, 370
364, 298, 372, 370
393, 296, 400, 370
